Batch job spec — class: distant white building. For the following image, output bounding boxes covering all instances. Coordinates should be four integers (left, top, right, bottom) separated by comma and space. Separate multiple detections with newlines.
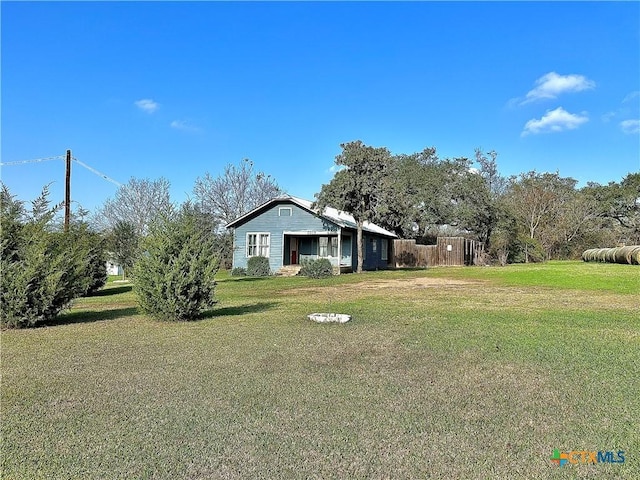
106, 260, 123, 276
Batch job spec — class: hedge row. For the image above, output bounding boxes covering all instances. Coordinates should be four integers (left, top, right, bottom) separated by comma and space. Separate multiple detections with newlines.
582, 246, 640, 265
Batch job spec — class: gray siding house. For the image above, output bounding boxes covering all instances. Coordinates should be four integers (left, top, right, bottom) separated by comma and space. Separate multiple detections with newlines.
226, 196, 397, 274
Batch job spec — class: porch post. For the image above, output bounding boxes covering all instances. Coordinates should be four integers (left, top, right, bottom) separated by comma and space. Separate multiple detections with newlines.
283, 233, 287, 266
337, 228, 342, 275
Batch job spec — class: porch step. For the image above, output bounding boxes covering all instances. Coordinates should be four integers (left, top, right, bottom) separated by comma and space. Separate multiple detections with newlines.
278, 265, 302, 277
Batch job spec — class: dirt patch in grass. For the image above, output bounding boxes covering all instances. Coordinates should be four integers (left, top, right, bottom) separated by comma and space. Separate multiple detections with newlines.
355, 276, 476, 289
292, 276, 476, 297
287, 274, 638, 314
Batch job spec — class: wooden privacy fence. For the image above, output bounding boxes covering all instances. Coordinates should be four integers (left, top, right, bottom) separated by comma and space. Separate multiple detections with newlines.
393, 237, 484, 267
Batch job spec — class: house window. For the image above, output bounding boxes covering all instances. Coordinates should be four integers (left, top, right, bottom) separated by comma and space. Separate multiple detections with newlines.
319, 237, 339, 257
330, 237, 338, 257
247, 233, 270, 257
381, 239, 388, 261
279, 207, 292, 216
371, 237, 377, 253
319, 237, 328, 257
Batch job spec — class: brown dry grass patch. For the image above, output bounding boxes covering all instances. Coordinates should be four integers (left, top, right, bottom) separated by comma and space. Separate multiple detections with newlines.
286, 273, 637, 315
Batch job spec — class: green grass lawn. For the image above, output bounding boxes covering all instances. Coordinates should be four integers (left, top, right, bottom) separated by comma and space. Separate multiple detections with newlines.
2, 262, 638, 479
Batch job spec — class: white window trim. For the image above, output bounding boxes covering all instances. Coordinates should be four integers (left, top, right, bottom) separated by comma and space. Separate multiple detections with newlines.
279, 207, 293, 216
330, 236, 339, 258
318, 236, 340, 258
246, 232, 270, 258
318, 236, 328, 257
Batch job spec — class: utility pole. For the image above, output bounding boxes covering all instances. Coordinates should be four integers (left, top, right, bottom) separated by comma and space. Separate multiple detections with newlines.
64, 149, 71, 232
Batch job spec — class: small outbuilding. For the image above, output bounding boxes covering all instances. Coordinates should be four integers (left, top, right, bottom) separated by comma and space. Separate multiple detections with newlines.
106, 259, 123, 276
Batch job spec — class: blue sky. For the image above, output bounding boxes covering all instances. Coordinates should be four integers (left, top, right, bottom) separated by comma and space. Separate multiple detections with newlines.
2, 1, 639, 214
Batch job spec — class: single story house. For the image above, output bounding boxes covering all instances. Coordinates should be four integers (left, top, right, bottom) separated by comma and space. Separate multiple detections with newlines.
226, 195, 397, 274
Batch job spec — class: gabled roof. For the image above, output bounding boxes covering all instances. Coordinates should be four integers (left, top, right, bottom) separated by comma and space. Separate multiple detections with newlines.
226, 195, 397, 238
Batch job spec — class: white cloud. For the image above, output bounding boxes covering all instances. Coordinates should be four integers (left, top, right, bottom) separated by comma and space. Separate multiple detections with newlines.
522, 72, 595, 103
622, 91, 640, 103
134, 99, 160, 113
620, 119, 640, 135
521, 107, 589, 136
170, 119, 201, 133
328, 164, 346, 174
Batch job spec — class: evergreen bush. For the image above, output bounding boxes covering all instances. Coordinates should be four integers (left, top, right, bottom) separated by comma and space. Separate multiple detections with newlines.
133, 207, 219, 321
76, 228, 107, 295
1, 185, 94, 328
299, 258, 334, 278
246, 256, 271, 277
84, 243, 108, 295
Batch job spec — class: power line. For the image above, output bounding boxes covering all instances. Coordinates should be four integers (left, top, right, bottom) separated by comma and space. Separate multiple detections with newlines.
0, 155, 64, 166
1, 153, 122, 188
72, 157, 122, 187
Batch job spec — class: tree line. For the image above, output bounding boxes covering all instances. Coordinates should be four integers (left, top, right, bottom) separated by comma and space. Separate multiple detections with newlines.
2, 142, 637, 326
64, 141, 640, 273
316, 141, 639, 270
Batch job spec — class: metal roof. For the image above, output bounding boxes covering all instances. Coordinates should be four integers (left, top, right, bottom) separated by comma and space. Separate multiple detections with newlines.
226, 195, 397, 238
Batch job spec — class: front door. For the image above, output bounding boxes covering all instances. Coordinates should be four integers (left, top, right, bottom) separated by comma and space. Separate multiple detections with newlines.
290, 238, 298, 264
341, 234, 352, 266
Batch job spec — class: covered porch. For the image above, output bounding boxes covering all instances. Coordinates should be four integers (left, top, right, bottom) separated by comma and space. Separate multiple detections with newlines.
283, 231, 353, 271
